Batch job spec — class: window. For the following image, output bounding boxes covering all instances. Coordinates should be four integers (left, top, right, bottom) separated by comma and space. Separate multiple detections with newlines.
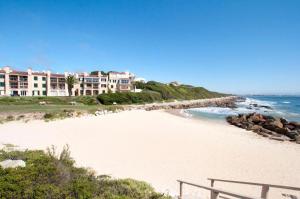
58, 78, 65, 83
20, 91, 27, 96
86, 90, 92, 95
50, 78, 57, 83
51, 83, 57, 89
101, 78, 106, 82
0, 74, 5, 78
10, 82, 18, 89
42, 84, 46, 88
0, 82, 4, 87
34, 83, 38, 88
43, 91, 47, 96
86, 78, 93, 83
20, 82, 28, 89
102, 90, 105, 94
101, 84, 106, 88
93, 78, 99, 83
80, 84, 83, 88
32, 91, 35, 96
59, 84, 65, 89
34, 76, 38, 81
121, 79, 129, 84
20, 76, 28, 81
111, 85, 113, 88
42, 77, 46, 81
9, 75, 18, 81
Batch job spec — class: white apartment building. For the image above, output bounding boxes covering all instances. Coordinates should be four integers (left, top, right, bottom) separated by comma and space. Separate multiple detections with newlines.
108, 71, 135, 93
0, 66, 135, 97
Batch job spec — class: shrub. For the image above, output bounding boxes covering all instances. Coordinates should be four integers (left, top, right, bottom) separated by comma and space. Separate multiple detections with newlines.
6, 115, 14, 121
43, 113, 55, 119
0, 147, 170, 199
97, 91, 162, 105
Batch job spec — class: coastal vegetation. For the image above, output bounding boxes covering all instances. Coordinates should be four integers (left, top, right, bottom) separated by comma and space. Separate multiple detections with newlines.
98, 81, 226, 105
0, 81, 227, 123
0, 96, 98, 106
0, 146, 170, 199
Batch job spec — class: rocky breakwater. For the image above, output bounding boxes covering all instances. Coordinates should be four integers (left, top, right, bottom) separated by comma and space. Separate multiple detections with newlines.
143, 96, 239, 111
227, 113, 300, 143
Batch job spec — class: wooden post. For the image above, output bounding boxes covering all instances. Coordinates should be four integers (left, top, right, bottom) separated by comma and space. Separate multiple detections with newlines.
211, 190, 219, 199
211, 179, 215, 187
179, 181, 183, 199
261, 185, 269, 199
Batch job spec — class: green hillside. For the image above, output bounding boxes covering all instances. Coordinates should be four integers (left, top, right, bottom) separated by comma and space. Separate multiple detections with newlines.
98, 81, 226, 105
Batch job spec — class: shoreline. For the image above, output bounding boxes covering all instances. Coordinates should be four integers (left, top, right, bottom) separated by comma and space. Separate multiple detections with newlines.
0, 109, 300, 198
0, 96, 239, 124
130, 96, 238, 111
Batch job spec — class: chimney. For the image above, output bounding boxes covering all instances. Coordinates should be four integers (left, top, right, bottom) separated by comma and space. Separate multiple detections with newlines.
27, 67, 32, 75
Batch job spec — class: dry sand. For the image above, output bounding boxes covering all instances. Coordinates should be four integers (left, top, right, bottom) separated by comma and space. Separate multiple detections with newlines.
0, 110, 300, 198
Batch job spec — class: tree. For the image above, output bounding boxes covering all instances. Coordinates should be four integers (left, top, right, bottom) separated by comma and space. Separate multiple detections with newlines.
65, 75, 78, 97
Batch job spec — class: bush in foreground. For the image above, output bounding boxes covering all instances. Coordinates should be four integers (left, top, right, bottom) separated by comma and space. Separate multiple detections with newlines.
0, 146, 170, 199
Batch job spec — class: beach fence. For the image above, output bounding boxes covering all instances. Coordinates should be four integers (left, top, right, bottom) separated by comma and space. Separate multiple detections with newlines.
177, 178, 300, 199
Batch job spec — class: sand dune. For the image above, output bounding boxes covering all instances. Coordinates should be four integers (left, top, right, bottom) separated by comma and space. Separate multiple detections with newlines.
0, 110, 300, 198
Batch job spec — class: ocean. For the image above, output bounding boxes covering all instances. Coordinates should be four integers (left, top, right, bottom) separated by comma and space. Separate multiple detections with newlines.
185, 95, 300, 122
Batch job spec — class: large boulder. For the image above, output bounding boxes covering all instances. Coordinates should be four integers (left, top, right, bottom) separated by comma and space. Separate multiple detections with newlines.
271, 119, 284, 129
227, 113, 300, 144
250, 113, 266, 124
286, 131, 300, 140
263, 119, 284, 132
0, 159, 26, 169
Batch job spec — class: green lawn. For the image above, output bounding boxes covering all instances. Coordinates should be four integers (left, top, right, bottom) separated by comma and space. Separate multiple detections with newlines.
0, 104, 101, 113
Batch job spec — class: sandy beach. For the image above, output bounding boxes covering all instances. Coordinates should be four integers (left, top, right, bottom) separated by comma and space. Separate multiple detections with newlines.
0, 110, 300, 198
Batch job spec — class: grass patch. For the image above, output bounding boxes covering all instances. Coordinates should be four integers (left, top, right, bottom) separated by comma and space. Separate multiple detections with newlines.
0, 96, 98, 106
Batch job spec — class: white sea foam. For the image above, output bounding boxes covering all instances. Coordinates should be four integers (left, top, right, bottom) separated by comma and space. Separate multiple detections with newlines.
282, 101, 291, 104
237, 97, 276, 107
188, 97, 277, 117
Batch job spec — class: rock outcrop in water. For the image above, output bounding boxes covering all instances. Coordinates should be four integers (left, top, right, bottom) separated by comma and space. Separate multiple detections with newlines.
227, 113, 300, 143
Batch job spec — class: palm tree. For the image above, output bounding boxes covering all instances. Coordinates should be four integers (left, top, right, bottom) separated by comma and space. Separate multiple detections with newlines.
65, 75, 77, 97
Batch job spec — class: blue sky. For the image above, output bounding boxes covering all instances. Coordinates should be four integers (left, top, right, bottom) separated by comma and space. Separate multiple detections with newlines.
0, 0, 300, 95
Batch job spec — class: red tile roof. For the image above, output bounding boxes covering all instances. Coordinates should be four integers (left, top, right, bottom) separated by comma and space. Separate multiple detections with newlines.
50, 74, 65, 78
109, 71, 126, 75
32, 72, 47, 76
11, 71, 28, 75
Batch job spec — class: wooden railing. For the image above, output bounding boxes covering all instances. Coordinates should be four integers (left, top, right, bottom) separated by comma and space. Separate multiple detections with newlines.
177, 179, 300, 199
177, 180, 261, 199
208, 178, 300, 199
